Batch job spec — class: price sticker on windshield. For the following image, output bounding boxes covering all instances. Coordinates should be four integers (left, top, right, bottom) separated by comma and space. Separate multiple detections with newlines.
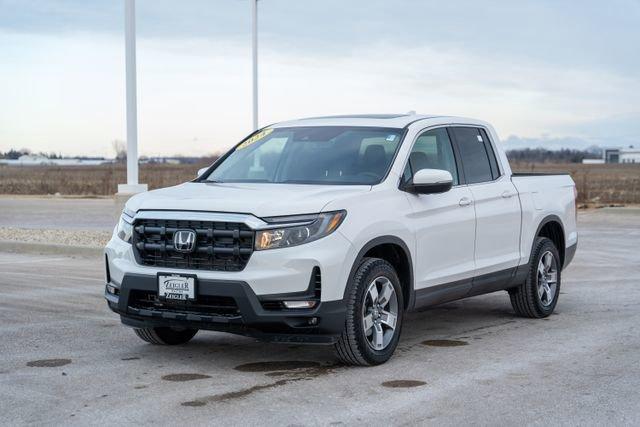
237, 128, 273, 150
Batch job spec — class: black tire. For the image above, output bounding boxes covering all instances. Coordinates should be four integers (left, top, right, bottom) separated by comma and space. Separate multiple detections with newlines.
133, 327, 198, 345
509, 237, 561, 318
334, 258, 404, 366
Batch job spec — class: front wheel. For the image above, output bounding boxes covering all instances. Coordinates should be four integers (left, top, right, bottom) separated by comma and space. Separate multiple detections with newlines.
334, 258, 404, 366
509, 237, 561, 318
133, 327, 198, 345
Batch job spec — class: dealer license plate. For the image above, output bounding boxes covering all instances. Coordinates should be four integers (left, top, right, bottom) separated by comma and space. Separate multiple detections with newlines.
158, 274, 196, 301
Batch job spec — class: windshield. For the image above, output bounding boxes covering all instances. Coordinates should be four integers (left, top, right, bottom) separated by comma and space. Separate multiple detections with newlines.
205, 126, 404, 185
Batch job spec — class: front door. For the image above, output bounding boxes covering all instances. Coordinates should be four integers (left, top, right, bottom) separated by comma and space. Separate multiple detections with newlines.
403, 127, 476, 303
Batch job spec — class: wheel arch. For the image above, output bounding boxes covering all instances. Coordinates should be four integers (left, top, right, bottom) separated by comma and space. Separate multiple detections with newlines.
344, 236, 414, 311
534, 215, 566, 268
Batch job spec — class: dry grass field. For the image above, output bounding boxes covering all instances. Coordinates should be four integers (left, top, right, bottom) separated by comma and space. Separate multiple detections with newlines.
510, 162, 640, 205
1, 162, 639, 204
0, 163, 210, 196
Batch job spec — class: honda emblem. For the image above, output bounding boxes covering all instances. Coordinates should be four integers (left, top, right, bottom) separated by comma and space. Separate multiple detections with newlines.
173, 229, 197, 253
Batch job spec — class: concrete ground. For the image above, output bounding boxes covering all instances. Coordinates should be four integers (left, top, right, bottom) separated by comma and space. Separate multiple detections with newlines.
0, 208, 638, 426
0, 197, 115, 251
0, 196, 115, 231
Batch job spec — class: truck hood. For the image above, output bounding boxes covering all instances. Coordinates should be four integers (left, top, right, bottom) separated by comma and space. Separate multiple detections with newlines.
125, 182, 371, 218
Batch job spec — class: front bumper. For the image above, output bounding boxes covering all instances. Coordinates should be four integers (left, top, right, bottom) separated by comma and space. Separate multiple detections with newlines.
105, 273, 346, 344
105, 227, 355, 302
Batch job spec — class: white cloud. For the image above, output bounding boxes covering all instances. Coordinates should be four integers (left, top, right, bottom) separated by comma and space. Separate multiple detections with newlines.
260, 41, 639, 142
1, 30, 638, 156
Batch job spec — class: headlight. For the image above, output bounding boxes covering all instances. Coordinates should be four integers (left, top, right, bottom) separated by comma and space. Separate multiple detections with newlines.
116, 211, 134, 243
255, 211, 346, 250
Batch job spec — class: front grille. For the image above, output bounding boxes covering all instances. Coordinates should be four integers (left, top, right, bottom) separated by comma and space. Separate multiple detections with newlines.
132, 218, 254, 271
129, 290, 240, 318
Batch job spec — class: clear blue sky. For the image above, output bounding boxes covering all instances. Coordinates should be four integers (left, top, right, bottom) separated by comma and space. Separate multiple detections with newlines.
1, 0, 638, 156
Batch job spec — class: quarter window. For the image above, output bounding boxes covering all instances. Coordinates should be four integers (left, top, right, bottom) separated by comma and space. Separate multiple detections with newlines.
480, 129, 500, 179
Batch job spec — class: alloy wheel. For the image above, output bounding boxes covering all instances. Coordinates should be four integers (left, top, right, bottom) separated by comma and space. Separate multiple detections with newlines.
537, 251, 558, 306
362, 276, 399, 350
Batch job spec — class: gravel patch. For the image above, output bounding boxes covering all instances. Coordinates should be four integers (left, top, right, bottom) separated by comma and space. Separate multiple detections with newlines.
0, 227, 111, 248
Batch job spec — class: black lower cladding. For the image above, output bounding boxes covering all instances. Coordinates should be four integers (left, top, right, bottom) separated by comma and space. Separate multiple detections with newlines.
564, 242, 577, 269
106, 273, 346, 344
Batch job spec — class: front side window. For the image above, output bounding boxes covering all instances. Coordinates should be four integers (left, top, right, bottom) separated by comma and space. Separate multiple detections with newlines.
206, 126, 403, 185
403, 128, 459, 185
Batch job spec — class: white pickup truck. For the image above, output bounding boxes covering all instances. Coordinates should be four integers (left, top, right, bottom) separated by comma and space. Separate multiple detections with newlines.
105, 114, 577, 365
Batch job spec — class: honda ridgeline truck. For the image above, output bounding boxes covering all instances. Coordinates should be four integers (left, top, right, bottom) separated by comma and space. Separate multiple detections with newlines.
105, 114, 577, 365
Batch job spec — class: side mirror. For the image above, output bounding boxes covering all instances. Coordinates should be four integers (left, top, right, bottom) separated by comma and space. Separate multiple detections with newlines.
196, 167, 209, 178
404, 168, 453, 194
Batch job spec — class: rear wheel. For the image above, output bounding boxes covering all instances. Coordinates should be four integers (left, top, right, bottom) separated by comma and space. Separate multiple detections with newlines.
334, 258, 404, 366
509, 237, 561, 318
133, 327, 198, 345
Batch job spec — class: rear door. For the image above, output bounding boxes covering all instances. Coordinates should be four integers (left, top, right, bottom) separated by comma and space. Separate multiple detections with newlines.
449, 127, 521, 280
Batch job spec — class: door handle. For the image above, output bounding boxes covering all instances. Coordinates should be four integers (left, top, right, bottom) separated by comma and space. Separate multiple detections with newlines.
501, 191, 515, 198
459, 197, 473, 207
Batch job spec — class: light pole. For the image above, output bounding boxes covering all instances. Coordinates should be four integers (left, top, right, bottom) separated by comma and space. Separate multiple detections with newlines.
251, 0, 258, 131
118, 0, 147, 195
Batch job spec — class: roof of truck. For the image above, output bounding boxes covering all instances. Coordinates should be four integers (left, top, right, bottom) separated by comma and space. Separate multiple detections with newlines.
272, 114, 482, 129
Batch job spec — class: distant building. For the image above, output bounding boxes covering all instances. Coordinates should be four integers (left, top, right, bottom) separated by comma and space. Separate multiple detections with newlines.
619, 147, 640, 164
0, 154, 112, 166
583, 147, 640, 164
141, 157, 182, 165
140, 157, 204, 164
603, 148, 620, 163
582, 158, 605, 164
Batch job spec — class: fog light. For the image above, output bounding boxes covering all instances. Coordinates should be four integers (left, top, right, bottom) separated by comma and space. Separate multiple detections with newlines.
282, 301, 316, 309
106, 284, 119, 295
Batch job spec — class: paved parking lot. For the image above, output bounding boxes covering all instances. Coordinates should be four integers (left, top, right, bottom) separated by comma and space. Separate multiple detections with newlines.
0, 196, 114, 231
1, 208, 639, 426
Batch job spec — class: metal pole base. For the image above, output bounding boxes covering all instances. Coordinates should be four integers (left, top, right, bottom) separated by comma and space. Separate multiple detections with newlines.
116, 183, 148, 194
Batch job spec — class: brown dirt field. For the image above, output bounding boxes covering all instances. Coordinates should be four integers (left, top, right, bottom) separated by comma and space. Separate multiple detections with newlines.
1, 162, 639, 204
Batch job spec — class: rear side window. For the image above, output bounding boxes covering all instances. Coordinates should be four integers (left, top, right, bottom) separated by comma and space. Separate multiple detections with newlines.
451, 127, 499, 184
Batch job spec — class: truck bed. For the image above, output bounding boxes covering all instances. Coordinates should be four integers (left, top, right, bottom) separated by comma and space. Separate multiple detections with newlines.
510, 173, 578, 263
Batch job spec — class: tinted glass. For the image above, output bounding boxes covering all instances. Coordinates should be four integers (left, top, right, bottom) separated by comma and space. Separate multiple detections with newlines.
480, 129, 500, 179
451, 127, 493, 184
403, 128, 458, 185
207, 127, 403, 185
